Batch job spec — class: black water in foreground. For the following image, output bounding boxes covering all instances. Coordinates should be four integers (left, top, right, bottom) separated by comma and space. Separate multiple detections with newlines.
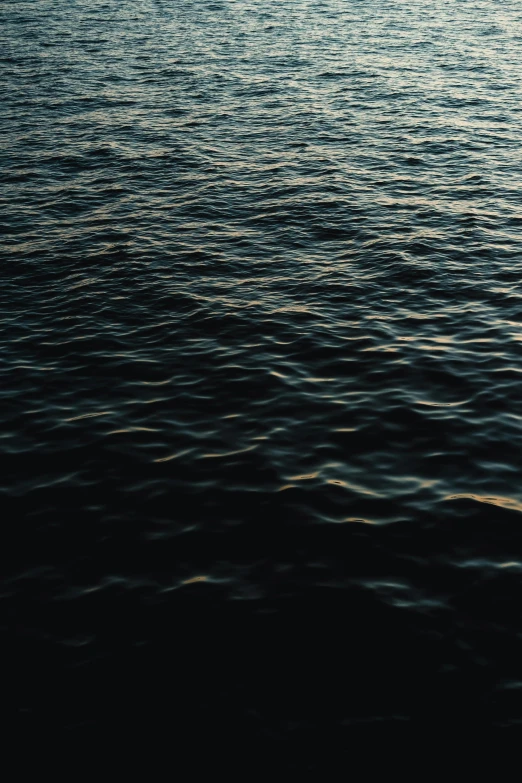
3, 0, 522, 763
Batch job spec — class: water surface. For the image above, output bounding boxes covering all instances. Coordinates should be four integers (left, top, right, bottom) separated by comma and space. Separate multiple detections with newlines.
3, 0, 522, 757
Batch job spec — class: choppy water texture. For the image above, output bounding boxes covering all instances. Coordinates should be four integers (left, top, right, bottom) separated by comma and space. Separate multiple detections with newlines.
3, 0, 522, 757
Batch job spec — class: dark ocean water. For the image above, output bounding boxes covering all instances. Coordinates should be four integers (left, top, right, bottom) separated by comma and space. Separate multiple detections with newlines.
3, 0, 522, 761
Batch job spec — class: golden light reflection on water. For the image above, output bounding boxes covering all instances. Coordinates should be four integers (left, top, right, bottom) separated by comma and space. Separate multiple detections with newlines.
447, 494, 522, 513
66, 410, 111, 422
154, 449, 193, 463
182, 576, 208, 585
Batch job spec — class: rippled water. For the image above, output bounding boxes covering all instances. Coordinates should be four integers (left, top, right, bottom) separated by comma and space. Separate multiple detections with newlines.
3, 0, 522, 757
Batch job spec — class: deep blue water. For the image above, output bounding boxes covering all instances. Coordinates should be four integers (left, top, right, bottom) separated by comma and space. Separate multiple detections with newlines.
3, 0, 522, 759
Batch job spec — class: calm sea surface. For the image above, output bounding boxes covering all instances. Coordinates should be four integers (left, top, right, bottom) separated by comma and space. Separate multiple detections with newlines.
3, 0, 522, 758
